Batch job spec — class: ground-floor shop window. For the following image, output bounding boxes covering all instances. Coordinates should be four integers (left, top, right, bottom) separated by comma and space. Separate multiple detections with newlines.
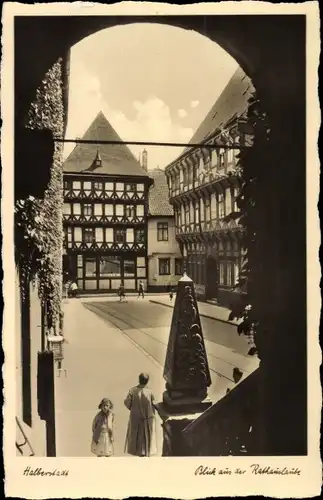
71, 253, 146, 291
159, 258, 170, 275
99, 256, 121, 277
124, 259, 135, 277
85, 257, 96, 277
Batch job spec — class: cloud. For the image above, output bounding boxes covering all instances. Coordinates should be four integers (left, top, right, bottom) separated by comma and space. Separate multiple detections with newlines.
190, 100, 200, 108
64, 62, 193, 168
178, 109, 187, 118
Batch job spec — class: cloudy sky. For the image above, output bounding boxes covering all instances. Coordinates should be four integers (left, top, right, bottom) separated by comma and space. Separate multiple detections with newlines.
64, 23, 238, 170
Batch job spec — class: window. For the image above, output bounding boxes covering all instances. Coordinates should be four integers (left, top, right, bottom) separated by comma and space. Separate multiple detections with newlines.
94, 181, 103, 190
99, 256, 121, 277
233, 188, 239, 212
64, 180, 71, 190
175, 258, 183, 275
124, 260, 135, 277
95, 228, 104, 242
63, 203, 71, 215
85, 257, 96, 277
211, 149, 218, 168
135, 228, 145, 243
84, 228, 94, 243
159, 258, 170, 275
157, 222, 168, 241
184, 204, 190, 225
218, 193, 225, 218
234, 262, 240, 285
137, 205, 144, 217
125, 183, 137, 192
218, 149, 225, 169
73, 203, 81, 215
195, 202, 200, 223
66, 227, 72, 247
114, 229, 126, 243
126, 228, 134, 243
204, 197, 211, 221
219, 261, 225, 285
83, 204, 93, 216
193, 164, 198, 182
225, 189, 232, 216
188, 166, 193, 184
125, 205, 136, 218
227, 262, 233, 287
72, 181, 81, 190
204, 154, 211, 171
94, 204, 103, 216
74, 227, 82, 242
183, 168, 188, 185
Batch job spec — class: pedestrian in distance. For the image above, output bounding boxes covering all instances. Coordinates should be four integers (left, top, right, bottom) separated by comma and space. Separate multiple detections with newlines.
137, 280, 145, 299
169, 287, 174, 302
68, 281, 78, 298
118, 282, 126, 302
91, 398, 115, 457
124, 373, 157, 457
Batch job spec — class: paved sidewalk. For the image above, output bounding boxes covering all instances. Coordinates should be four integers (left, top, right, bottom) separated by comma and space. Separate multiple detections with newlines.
149, 295, 239, 326
55, 300, 164, 457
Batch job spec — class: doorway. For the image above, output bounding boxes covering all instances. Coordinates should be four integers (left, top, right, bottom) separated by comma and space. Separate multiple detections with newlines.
206, 255, 218, 300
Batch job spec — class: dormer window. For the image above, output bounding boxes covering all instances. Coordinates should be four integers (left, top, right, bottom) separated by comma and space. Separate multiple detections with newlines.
94, 149, 102, 168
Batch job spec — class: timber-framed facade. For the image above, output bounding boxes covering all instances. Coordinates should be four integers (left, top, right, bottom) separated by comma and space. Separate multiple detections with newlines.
165, 67, 253, 307
63, 112, 153, 293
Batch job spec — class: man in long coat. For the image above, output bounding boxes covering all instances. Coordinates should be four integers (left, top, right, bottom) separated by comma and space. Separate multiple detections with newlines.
124, 373, 157, 457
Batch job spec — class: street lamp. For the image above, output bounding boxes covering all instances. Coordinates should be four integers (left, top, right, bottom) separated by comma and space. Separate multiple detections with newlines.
47, 334, 65, 372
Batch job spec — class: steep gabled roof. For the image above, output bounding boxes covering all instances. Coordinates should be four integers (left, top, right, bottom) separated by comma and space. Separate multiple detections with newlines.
63, 111, 149, 177
168, 67, 254, 166
148, 168, 173, 217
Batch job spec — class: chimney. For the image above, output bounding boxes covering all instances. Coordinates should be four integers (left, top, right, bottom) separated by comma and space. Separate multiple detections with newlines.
142, 149, 148, 171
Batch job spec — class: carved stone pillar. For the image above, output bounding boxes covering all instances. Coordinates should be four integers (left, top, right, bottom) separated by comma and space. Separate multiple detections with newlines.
157, 273, 212, 455
163, 273, 212, 411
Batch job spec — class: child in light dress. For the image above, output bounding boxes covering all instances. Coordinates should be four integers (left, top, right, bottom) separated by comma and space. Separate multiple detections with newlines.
91, 398, 115, 457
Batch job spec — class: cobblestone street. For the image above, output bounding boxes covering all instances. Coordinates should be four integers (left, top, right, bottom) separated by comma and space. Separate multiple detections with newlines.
55, 296, 258, 457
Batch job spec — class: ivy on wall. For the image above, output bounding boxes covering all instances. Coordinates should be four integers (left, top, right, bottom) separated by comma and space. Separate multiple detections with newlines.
229, 92, 271, 357
15, 58, 65, 330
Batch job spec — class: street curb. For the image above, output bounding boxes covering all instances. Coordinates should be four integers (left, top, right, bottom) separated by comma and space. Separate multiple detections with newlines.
149, 299, 238, 327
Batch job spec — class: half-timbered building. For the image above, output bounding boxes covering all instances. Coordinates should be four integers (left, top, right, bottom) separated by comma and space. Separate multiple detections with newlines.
62, 111, 153, 293
165, 67, 254, 307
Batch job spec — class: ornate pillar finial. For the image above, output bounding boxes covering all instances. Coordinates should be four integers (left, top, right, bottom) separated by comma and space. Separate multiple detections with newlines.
163, 276, 212, 413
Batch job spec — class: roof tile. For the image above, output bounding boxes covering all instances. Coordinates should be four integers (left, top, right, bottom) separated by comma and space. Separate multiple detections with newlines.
63, 111, 149, 177
148, 168, 173, 216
